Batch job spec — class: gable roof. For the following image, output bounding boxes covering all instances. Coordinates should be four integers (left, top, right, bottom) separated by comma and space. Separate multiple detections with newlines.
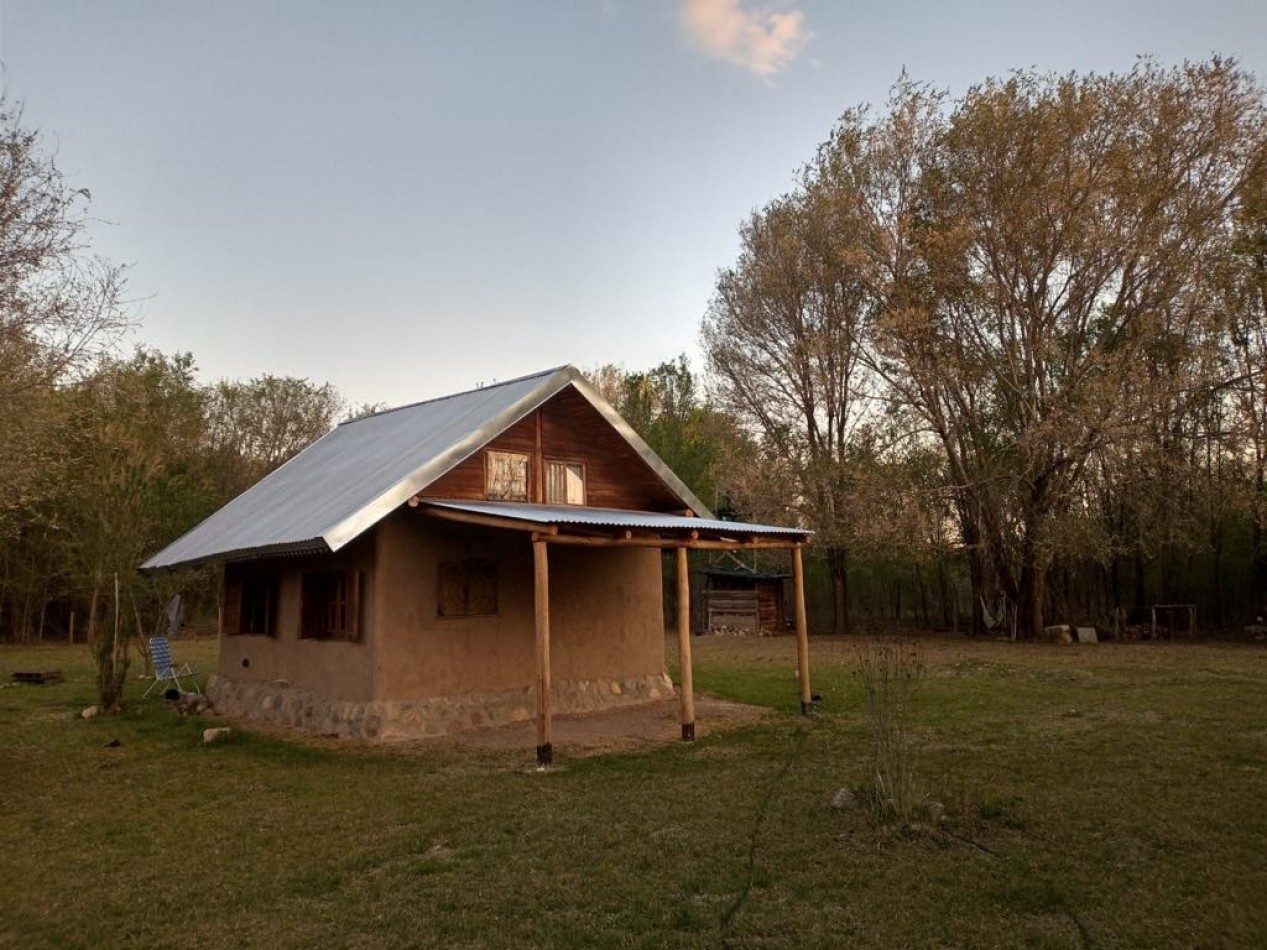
141, 365, 712, 571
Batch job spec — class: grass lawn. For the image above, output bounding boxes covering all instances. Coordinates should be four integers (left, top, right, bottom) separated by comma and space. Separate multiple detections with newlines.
1, 633, 1265, 948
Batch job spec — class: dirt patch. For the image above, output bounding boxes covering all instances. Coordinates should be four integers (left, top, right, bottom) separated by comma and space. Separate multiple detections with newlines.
435, 695, 770, 756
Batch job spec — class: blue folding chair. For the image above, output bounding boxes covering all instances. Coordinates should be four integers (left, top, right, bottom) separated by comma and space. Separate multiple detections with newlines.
143, 636, 199, 697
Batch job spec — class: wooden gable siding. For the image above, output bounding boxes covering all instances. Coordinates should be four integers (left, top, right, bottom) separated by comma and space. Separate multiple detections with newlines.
423, 387, 686, 511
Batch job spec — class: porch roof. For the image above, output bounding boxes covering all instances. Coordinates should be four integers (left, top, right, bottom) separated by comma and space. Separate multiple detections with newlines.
413, 499, 810, 548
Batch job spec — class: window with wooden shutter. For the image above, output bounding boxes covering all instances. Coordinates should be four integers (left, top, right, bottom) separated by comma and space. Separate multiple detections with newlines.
223, 578, 243, 637
239, 575, 278, 636
485, 450, 529, 501
300, 570, 364, 641
437, 561, 499, 618
545, 460, 585, 505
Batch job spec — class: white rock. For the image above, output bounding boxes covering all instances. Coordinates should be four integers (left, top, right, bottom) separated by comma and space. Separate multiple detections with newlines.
81, 706, 100, 720
1043, 624, 1073, 644
831, 787, 858, 810
203, 727, 232, 744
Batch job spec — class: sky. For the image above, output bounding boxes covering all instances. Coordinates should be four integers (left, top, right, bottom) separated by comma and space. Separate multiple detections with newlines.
2, 0, 1265, 408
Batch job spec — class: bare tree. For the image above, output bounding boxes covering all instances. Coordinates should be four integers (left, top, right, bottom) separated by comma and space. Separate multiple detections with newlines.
708, 61, 1266, 637
0, 102, 128, 532
704, 183, 881, 634
1220, 139, 1267, 611
865, 61, 1265, 637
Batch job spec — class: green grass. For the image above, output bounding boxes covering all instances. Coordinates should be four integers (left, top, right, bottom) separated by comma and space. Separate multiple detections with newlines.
2, 635, 1265, 948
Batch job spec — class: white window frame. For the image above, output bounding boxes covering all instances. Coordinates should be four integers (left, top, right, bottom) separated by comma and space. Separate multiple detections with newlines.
545, 459, 586, 506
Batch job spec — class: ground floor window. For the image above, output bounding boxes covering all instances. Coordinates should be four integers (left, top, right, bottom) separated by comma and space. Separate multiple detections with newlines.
223, 573, 278, 637
301, 570, 364, 641
438, 560, 499, 617
239, 575, 278, 636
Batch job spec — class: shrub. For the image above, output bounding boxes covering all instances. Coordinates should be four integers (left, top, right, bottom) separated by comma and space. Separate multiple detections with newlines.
856, 641, 924, 821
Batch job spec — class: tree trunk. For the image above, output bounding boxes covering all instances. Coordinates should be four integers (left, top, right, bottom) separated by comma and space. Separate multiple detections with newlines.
968, 549, 985, 635
1016, 519, 1047, 639
1255, 462, 1267, 619
915, 563, 930, 629
828, 547, 849, 636
133, 596, 153, 676
956, 499, 987, 635
18, 593, 32, 645
937, 558, 954, 630
87, 581, 101, 646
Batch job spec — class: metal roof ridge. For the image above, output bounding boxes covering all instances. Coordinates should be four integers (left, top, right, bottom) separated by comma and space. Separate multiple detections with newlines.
336, 364, 572, 427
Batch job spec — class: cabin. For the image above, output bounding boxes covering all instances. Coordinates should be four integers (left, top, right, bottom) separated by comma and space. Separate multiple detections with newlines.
142, 366, 812, 763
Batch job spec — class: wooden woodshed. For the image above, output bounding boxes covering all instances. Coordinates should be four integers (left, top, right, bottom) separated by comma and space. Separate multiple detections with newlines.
700, 566, 790, 634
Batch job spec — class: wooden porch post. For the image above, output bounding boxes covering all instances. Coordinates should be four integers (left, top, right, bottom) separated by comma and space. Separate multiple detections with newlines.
534, 538, 553, 766
792, 544, 813, 715
676, 546, 695, 740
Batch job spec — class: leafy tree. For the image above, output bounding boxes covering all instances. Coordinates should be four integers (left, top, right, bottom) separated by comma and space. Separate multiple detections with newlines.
60, 350, 217, 706
204, 375, 343, 497
591, 356, 749, 512
891, 60, 1264, 637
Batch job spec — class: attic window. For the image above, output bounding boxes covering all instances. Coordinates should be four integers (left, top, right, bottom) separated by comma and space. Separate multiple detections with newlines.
545, 460, 585, 505
486, 450, 529, 501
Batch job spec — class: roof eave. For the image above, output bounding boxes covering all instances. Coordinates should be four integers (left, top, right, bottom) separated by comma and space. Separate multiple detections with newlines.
139, 538, 332, 574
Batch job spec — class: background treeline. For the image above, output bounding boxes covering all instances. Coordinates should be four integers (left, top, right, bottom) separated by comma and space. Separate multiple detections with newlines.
4, 58, 1267, 642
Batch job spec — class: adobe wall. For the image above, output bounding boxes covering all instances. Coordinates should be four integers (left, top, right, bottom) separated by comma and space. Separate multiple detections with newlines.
215, 537, 376, 702
373, 510, 668, 702
207, 512, 674, 740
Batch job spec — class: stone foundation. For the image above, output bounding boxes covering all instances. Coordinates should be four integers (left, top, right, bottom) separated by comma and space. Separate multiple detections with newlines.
205, 672, 676, 741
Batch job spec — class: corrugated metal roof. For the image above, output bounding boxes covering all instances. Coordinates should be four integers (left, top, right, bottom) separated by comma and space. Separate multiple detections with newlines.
141, 365, 716, 570
419, 500, 808, 538
698, 567, 792, 580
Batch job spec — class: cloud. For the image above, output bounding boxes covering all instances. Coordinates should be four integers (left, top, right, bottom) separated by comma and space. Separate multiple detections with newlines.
679, 0, 811, 79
